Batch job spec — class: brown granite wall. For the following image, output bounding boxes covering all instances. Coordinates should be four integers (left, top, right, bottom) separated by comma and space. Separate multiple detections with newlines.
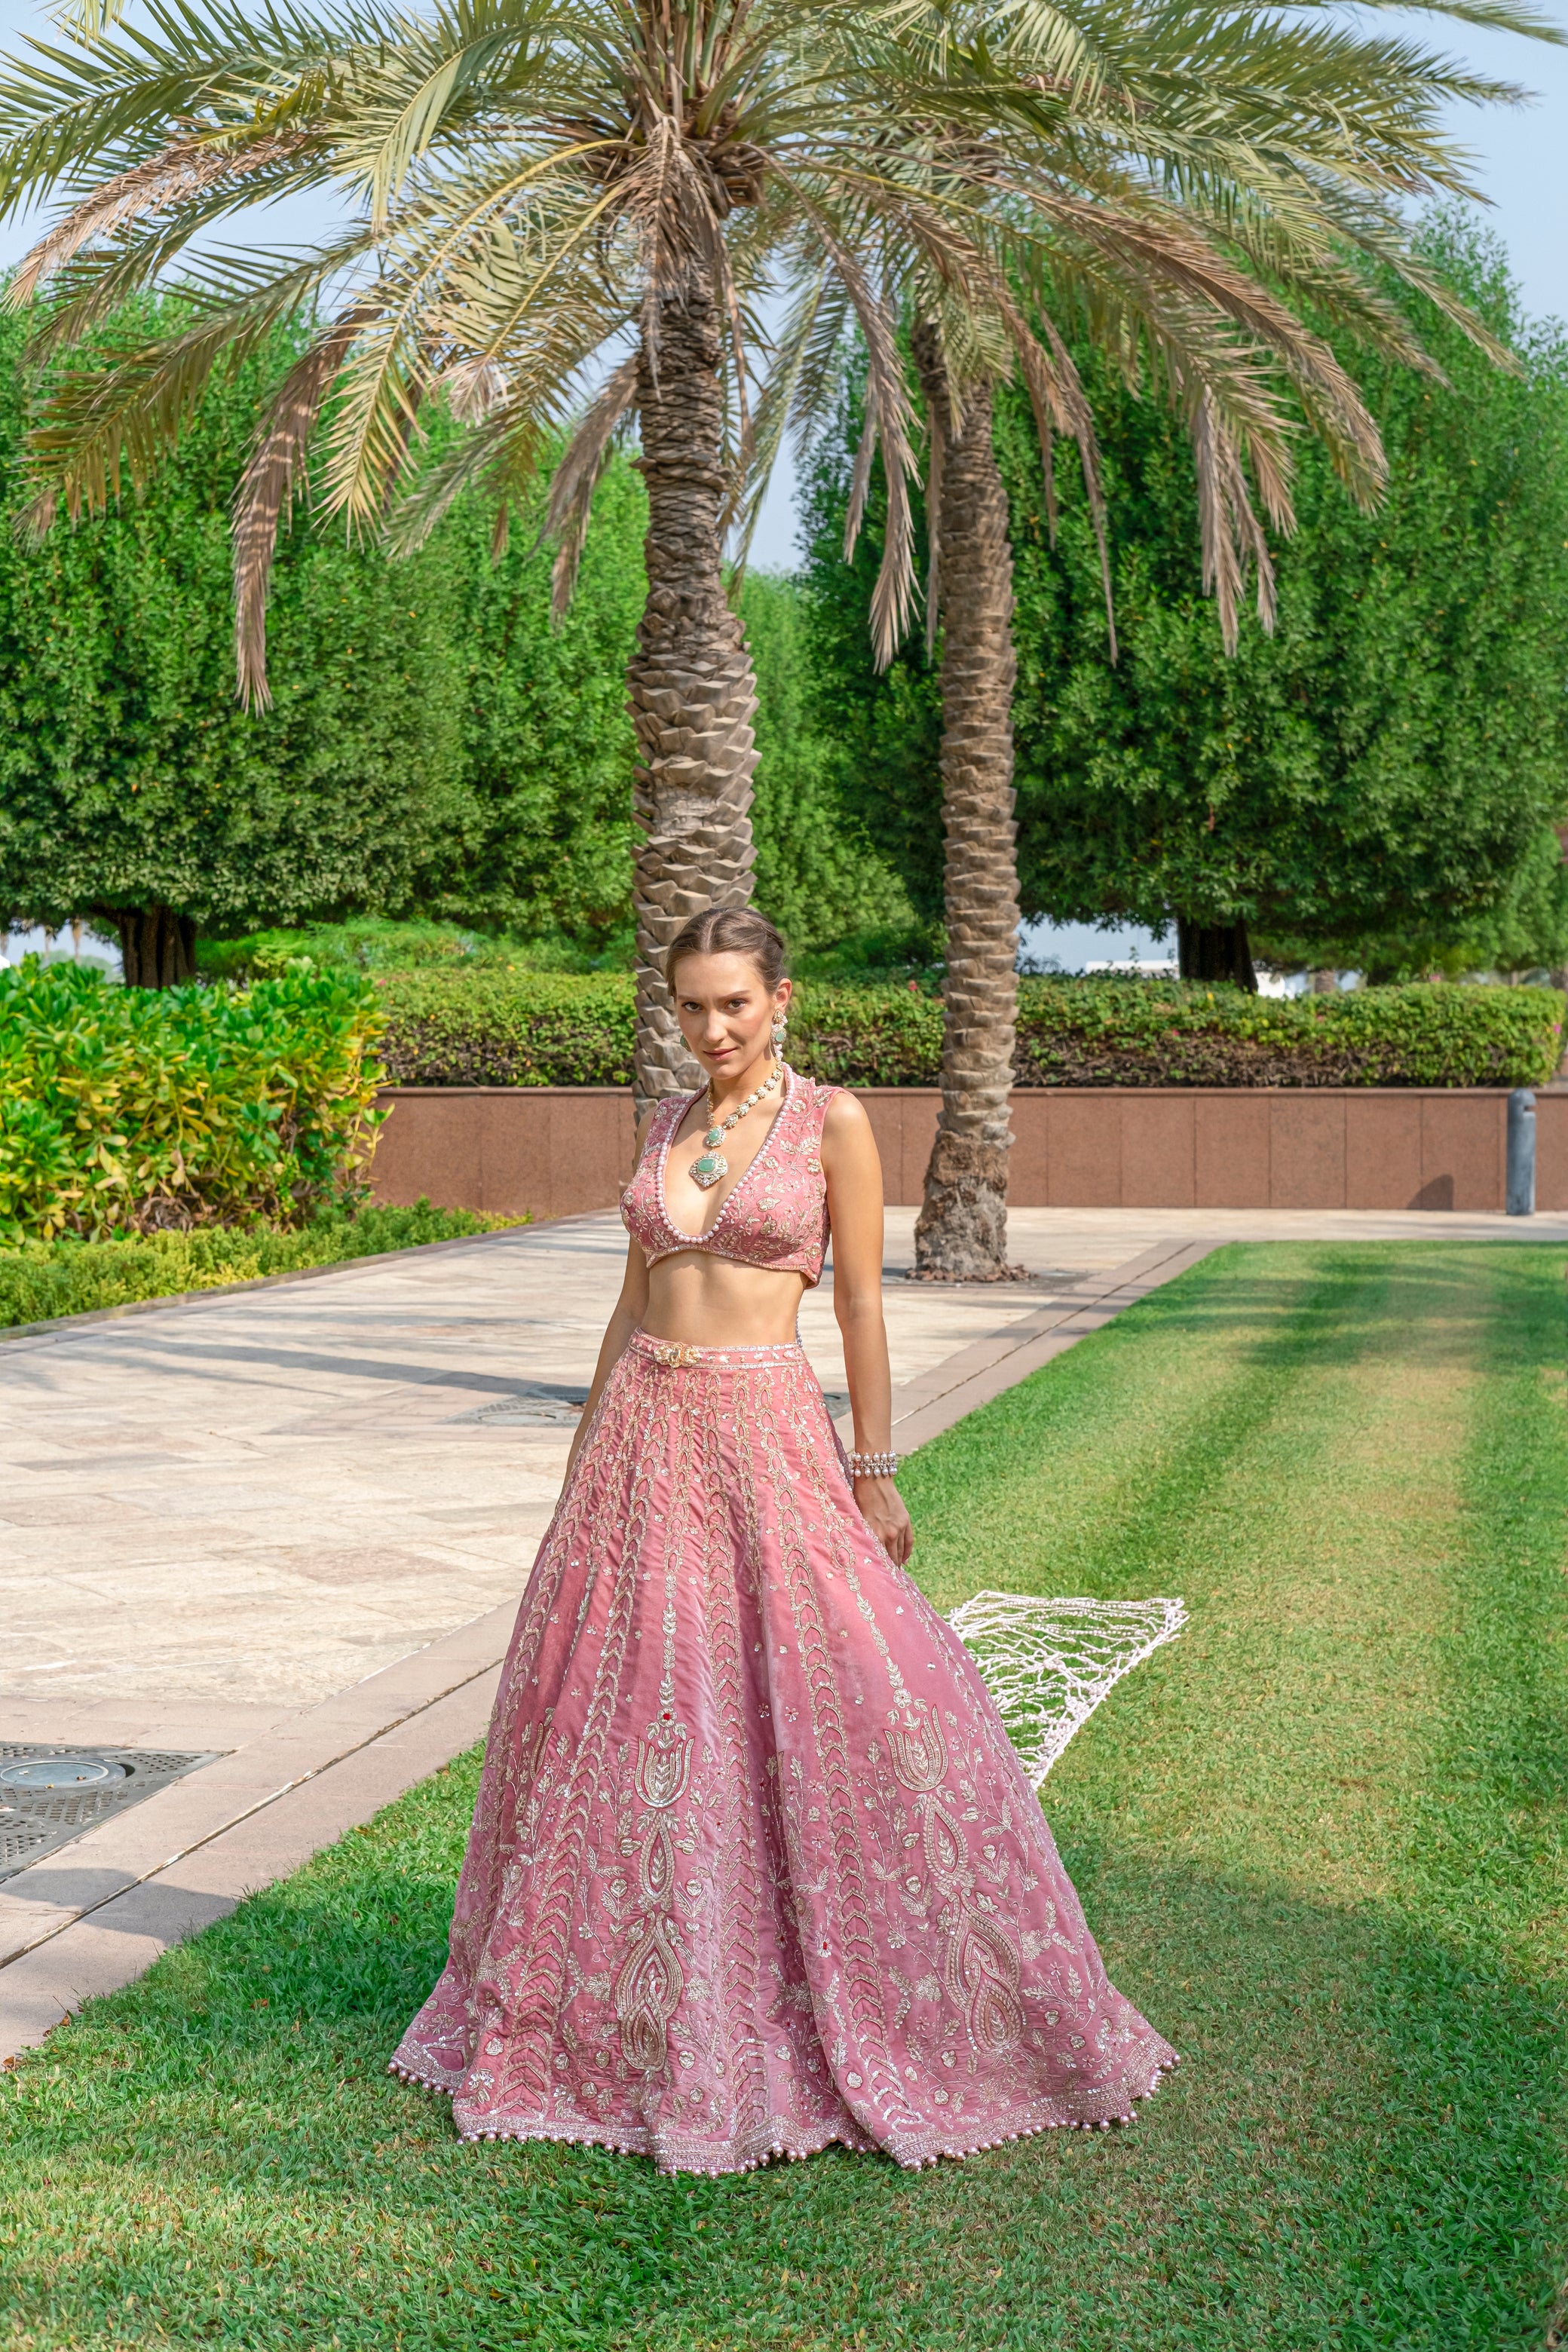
369, 1085, 1542, 1217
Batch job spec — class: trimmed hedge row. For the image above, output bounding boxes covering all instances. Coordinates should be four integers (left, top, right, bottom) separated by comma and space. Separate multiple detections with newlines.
0, 960, 386, 1242
1014, 978, 1566, 1088
375, 971, 1565, 1092
376, 971, 637, 1086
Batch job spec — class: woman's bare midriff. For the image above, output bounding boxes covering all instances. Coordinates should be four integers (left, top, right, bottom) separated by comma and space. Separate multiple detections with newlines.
640, 1253, 809, 1346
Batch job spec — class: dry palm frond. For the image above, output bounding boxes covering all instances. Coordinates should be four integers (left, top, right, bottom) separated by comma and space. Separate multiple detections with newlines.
9, 129, 315, 306
734, 258, 847, 569
1190, 385, 1274, 652
443, 354, 508, 420
922, 350, 945, 657
234, 308, 370, 710
543, 348, 639, 616
779, 189, 917, 664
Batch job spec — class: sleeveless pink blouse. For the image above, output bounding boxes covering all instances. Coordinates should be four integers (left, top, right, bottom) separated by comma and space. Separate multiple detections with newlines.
620, 1067, 837, 1286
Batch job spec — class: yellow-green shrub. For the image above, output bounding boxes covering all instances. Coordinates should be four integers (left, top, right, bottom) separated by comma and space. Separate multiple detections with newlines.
0, 960, 385, 1242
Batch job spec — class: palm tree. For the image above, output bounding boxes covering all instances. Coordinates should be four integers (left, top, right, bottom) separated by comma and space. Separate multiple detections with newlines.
0, 0, 1009, 1097
816, 2, 1556, 1279
0, 0, 1548, 1143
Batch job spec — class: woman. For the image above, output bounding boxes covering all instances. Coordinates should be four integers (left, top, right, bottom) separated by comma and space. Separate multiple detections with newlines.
392, 908, 1175, 2172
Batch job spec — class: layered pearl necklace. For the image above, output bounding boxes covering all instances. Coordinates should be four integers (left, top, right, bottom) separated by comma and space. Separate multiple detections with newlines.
688, 1062, 783, 1190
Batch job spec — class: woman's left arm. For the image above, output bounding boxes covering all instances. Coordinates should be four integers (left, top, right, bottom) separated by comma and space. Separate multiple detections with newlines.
821, 1091, 914, 1566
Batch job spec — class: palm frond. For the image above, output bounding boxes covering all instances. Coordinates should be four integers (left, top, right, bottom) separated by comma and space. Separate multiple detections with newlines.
234, 304, 370, 709
8, 127, 315, 304
542, 345, 637, 615
1190, 383, 1274, 653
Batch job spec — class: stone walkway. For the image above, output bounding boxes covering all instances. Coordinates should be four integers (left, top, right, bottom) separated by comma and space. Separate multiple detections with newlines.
2, 1209, 1132, 1732
2, 1202, 1563, 2055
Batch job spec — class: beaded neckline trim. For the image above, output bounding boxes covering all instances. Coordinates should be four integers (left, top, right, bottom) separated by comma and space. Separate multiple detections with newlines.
656, 1064, 798, 1248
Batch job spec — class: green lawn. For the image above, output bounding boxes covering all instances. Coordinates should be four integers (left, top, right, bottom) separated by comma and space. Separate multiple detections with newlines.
3, 1242, 1566, 2350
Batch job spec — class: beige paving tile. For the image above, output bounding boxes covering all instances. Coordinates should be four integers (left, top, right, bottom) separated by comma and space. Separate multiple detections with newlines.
4, 1203, 1556, 1719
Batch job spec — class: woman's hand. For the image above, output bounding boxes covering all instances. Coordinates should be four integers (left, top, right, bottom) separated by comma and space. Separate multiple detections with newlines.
854, 1475, 913, 1566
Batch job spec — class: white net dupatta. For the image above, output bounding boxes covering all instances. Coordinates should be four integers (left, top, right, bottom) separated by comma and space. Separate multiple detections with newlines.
947, 1593, 1188, 1789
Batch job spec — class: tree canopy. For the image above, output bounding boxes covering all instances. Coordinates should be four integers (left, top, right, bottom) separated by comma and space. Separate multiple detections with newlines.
0, 302, 657, 960
803, 216, 1568, 976
0, 299, 904, 969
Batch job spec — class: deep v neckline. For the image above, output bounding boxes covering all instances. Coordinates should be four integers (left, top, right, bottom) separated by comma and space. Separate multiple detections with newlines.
657, 1066, 794, 1245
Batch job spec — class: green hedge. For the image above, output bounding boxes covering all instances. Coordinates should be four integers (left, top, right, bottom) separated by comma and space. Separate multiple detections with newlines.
0, 1199, 516, 1328
377, 971, 639, 1086
375, 970, 1564, 1091
0, 960, 387, 1243
1012, 978, 1566, 1088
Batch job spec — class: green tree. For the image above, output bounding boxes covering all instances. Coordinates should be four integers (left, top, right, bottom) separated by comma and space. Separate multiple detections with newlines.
0, 305, 470, 982
418, 455, 646, 948
804, 219, 1568, 988
739, 568, 912, 956
0, 299, 929, 976
1006, 218, 1568, 985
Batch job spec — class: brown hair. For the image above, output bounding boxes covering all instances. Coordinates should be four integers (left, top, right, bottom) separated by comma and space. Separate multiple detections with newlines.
665, 907, 788, 992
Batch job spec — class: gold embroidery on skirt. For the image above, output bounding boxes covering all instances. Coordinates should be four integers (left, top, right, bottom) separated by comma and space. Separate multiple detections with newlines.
614, 1713, 694, 2072
890, 1706, 1025, 2056
887, 1701, 948, 1793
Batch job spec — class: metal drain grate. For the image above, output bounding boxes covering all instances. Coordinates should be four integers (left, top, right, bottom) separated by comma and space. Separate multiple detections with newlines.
0, 1744, 222, 1882
456, 1383, 588, 1426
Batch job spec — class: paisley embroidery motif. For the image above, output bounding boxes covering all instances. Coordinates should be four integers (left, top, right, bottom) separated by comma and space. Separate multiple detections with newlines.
922, 1797, 969, 1888
890, 1704, 1024, 2055
946, 1911, 1025, 2055
614, 1911, 685, 2074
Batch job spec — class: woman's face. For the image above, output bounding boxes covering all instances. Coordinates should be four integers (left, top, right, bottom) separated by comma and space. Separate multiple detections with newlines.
671, 952, 792, 1087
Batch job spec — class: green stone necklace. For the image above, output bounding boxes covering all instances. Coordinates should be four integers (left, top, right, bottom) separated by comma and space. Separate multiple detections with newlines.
688, 1062, 783, 1190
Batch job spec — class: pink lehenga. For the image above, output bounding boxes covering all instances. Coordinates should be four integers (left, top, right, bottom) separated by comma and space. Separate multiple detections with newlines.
391, 1070, 1176, 2173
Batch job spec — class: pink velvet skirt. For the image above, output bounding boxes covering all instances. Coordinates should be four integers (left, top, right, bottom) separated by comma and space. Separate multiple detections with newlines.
390, 1331, 1176, 2173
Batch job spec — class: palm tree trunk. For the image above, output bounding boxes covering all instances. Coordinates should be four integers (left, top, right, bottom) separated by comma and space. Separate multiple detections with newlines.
911, 328, 1021, 1281
627, 288, 759, 1112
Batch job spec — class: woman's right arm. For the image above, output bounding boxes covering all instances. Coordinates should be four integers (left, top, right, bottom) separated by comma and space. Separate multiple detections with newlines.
562, 1112, 655, 1479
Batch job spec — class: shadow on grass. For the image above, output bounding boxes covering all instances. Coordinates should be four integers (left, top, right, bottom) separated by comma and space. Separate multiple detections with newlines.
2, 1809, 1560, 2352
1074, 1244, 1530, 1367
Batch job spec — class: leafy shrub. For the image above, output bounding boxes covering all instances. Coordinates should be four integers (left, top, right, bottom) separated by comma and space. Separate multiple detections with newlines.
0, 960, 387, 1242
0, 1199, 516, 1328
197, 917, 634, 984
1012, 978, 1566, 1089
375, 969, 1563, 1090
378, 971, 639, 1086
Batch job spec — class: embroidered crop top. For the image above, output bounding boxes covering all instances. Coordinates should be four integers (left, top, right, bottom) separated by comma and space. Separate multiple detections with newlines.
620, 1067, 837, 1286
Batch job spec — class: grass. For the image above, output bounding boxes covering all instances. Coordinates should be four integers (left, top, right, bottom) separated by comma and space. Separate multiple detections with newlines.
2, 1241, 1565, 2349
0, 1199, 520, 1329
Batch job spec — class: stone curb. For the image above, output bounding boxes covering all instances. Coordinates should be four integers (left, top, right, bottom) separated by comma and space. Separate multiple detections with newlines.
0, 1602, 516, 2056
